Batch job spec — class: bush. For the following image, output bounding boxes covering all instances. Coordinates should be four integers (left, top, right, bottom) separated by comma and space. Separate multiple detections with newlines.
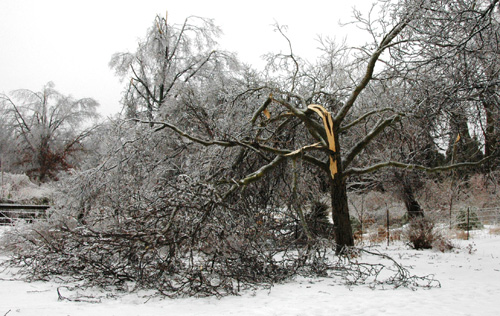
489, 226, 500, 235
306, 201, 334, 238
406, 217, 443, 250
455, 208, 483, 231
432, 237, 455, 252
350, 216, 362, 233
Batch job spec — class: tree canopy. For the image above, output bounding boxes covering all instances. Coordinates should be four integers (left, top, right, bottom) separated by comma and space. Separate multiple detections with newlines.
0, 82, 99, 182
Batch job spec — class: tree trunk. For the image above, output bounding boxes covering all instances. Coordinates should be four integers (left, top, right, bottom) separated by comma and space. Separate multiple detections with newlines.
446, 111, 483, 163
482, 93, 499, 169
330, 173, 354, 254
37, 138, 51, 183
329, 122, 354, 254
401, 178, 424, 219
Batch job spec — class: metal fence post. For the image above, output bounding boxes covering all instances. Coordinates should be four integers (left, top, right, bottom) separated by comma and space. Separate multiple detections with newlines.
386, 209, 390, 246
467, 207, 470, 240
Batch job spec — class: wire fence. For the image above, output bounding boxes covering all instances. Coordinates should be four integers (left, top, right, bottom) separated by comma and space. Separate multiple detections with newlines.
0, 204, 49, 225
451, 207, 500, 227
444, 207, 500, 240
355, 206, 500, 245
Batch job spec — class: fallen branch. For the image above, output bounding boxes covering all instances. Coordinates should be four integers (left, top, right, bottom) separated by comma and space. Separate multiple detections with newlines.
57, 286, 101, 303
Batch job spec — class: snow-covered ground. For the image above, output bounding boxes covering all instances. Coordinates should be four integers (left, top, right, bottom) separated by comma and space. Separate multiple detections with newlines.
1, 226, 499, 316
0, 173, 54, 203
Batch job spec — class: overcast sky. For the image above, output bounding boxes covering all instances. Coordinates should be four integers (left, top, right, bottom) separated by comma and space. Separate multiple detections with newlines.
0, 0, 375, 117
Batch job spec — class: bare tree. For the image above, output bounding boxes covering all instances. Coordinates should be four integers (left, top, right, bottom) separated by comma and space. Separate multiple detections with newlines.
109, 14, 236, 125
392, 0, 500, 165
0, 82, 99, 182
348, 0, 500, 218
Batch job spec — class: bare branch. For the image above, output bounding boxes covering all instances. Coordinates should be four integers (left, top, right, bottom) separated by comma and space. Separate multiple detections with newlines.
250, 94, 273, 125
334, 20, 410, 125
134, 118, 328, 172
0, 95, 35, 151
236, 155, 286, 186
340, 107, 402, 132
274, 24, 300, 93
271, 97, 327, 145
135, 118, 253, 149
344, 156, 492, 177
343, 114, 401, 168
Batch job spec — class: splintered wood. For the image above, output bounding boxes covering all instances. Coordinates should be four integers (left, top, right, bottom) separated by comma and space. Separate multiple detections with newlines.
308, 104, 337, 179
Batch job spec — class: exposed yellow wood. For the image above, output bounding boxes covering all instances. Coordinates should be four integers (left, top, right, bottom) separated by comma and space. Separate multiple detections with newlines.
156, 21, 163, 34
308, 104, 338, 178
263, 108, 271, 119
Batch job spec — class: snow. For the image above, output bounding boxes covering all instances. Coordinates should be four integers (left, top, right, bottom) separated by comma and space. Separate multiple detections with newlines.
1, 226, 499, 316
0, 173, 54, 203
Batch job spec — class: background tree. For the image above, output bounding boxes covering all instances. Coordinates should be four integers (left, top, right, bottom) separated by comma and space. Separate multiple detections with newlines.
349, 0, 500, 220
0, 105, 17, 175
109, 14, 236, 125
391, 0, 500, 166
0, 82, 99, 182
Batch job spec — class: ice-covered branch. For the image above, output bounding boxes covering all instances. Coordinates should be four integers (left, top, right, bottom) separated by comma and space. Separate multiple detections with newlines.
344, 156, 492, 177
343, 114, 401, 169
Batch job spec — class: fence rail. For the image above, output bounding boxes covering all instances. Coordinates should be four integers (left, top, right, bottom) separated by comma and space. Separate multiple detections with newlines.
0, 204, 50, 225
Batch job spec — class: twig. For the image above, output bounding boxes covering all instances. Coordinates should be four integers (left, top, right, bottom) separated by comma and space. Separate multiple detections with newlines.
57, 287, 69, 301
57, 286, 101, 303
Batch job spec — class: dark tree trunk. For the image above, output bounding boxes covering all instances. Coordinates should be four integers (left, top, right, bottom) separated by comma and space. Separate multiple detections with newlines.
482, 93, 499, 169
392, 171, 424, 219
330, 172, 354, 254
329, 124, 354, 254
446, 111, 483, 163
402, 179, 424, 219
37, 138, 51, 183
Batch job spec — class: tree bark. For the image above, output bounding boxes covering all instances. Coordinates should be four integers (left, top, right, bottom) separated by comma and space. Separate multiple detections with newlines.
330, 174, 354, 254
482, 92, 499, 168
330, 152, 354, 254
446, 111, 483, 164
401, 178, 424, 219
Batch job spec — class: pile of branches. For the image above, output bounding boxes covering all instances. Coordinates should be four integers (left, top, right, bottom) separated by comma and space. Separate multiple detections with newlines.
1, 192, 440, 298
1, 177, 297, 297
0, 130, 440, 297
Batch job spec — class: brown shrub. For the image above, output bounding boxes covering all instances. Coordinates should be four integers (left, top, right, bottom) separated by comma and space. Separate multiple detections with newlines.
432, 238, 455, 252
366, 226, 387, 243
407, 218, 438, 250
406, 217, 454, 252
454, 230, 469, 240
390, 228, 402, 241
489, 226, 500, 235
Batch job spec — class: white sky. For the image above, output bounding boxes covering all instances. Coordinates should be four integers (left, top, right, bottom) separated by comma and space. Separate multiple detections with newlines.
0, 0, 375, 117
